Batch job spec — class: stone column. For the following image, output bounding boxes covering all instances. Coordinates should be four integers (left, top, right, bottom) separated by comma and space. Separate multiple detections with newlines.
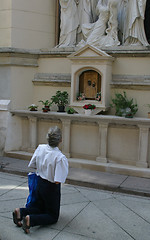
28, 116, 37, 152
61, 119, 71, 158
137, 125, 149, 168
96, 122, 108, 163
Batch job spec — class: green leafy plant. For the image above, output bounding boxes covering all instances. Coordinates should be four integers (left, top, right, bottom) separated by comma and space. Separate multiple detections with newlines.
66, 107, 76, 114
51, 91, 69, 107
39, 100, 51, 107
39, 100, 52, 112
28, 104, 38, 111
77, 92, 85, 101
110, 91, 138, 118
95, 92, 101, 101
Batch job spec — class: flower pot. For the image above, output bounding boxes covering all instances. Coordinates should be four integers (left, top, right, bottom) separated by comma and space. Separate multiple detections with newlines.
84, 109, 92, 115
44, 106, 50, 111
42, 108, 49, 112
58, 105, 65, 112
30, 108, 37, 111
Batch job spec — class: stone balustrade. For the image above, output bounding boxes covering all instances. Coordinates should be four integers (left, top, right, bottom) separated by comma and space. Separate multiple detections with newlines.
10, 110, 150, 168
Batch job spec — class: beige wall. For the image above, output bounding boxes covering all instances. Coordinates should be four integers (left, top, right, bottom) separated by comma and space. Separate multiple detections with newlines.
34, 55, 150, 118
112, 57, 150, 75
10, 66, 37, 109
0, 0, 56, 49
38, 58, 71, 73
0, 0, 11, 47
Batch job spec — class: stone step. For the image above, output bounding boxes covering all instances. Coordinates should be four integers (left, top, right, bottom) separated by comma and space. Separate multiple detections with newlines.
5, 151, 150, 179
5, 151, 32, 160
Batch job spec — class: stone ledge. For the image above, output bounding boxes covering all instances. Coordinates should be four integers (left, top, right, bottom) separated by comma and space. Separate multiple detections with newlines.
0, 100, 11, 111
10, 110, 150, 126
1, 47, 150, 58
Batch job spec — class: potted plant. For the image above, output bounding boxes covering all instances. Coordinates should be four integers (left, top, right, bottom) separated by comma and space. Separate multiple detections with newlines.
66, 107, 76, 114
110, 91, 138, 118
28, 104, 38, 111
39, 100, 52, 112
83, 104, 96, 115
95, 92, 101, 101
77, 92, 85, 101
51, 91, 69, 112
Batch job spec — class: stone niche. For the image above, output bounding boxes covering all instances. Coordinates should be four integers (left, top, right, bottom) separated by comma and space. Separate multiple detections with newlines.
68, 45, 114, 114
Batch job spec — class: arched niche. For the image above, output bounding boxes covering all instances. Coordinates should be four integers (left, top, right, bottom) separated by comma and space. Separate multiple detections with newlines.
78, 69, 101, 100
68, 45, 114, 114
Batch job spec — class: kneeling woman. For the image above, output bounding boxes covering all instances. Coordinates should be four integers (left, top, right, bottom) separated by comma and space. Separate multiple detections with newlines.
13, 126, 68, 234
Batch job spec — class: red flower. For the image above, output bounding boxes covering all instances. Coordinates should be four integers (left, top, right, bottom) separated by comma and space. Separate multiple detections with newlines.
83, 104, 96, 110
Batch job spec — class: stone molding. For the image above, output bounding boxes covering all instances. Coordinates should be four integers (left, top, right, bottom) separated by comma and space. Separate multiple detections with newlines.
111, 74, 150, 89
0, 49, 38, 67
1, 47, 150, 58
33, 73, 71, 86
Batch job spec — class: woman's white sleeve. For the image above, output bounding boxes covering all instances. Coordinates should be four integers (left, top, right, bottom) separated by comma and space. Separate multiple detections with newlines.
28, 146, 39, 168
54, 157, 68, 183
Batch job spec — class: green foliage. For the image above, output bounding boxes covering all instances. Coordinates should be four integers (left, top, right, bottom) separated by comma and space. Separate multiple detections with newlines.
39, 100, 51, 107
110, 92, 138, 118
66, 107, 76, 114
28, 104, 38, 111
51, 91, 69, 106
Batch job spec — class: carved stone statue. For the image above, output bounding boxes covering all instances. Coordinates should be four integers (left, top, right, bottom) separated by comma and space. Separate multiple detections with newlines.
118, 0, 149, 46
77, 0, 99, 42
58, 0, 79, 47
79, 0, 109, 46
103, 0, 120, 47
58, 0, 149, 48
78, 0, 120, 48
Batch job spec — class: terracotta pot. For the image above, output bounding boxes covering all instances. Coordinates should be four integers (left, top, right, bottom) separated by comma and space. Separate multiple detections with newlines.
42, 108, 48, 112
45, 106, 50, 111
30, 108, 37, 111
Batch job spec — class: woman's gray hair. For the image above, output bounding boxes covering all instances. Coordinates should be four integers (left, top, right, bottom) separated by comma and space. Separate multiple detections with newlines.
46, 126, 62, 147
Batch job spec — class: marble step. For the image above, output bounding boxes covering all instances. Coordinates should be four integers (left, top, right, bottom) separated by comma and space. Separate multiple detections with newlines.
5, 151, 150, 179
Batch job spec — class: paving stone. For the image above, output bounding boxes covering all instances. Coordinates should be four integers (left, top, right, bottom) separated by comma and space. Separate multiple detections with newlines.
64, 202, 133, 240
94, 198, 150, 240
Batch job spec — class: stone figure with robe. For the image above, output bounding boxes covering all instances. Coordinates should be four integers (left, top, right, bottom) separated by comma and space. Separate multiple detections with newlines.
78, 0, 120, 48
118, 0, 149, 46
58, 0, 99, 47
58, 0, 79, 47
58, 0, 149, 48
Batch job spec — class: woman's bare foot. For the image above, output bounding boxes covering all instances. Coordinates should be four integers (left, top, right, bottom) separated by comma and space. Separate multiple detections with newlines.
22, 215, 30, 234
12, 208, 22, 227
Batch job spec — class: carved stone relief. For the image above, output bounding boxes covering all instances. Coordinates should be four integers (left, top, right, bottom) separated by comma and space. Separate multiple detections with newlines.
56, 0, 150, 48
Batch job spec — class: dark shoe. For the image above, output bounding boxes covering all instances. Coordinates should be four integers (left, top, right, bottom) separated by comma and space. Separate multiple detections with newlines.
22, 216, 30, 234
12, 209, 22, 227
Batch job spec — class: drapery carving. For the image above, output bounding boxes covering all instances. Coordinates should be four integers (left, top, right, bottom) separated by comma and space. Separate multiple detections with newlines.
56, 0, 150, 48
